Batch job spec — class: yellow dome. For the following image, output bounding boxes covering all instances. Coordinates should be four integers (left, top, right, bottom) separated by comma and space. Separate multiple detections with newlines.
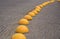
16, 25, 29, 33
32, 10, 39, 14
34, 8, 40, 12
42, 1, 50, 6
12, 33, 26, 39
24, 15, 32, 20
57, 0, 60, 2
28, 12, 36, 17
39, 4, 44, 8
50, 0, 55, 3
18, 19, 29, 25
35, 6, 41, 9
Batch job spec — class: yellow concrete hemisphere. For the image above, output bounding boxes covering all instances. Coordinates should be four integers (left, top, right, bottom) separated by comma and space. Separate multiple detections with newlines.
35, 6, 41, 9
39, 4, 44, 8
34, 8, 40, 12
42, 1, 51, 6
18, 19, 29, 25
28, 12, 36, 17
12, 33, 26, 39
32, 10, 39, 14
57, 0, 60, 2
16, 25, 29, 33
24, 15, 32, 20
50, 0, 55, 3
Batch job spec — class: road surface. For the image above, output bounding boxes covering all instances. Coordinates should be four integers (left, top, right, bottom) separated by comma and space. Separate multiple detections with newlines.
0, 0, 60, 39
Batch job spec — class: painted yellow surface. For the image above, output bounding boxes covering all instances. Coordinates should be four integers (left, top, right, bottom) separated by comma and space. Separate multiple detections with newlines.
12, 33, 26, 39
42, 1, 50, 6
50, 0, 55, 3
35, 6, 41, 9
18, 19, 29, 25
32, 10, 39, 14
16, 25, 29, 33
34, 8, 40, 12
39, 4, 44, 8
24, 15, 32, 20
28, 12, 36, 16
57, 0, 60, 1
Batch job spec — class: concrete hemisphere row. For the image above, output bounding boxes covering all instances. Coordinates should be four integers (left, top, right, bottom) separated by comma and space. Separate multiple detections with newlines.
11, 0, 56, 39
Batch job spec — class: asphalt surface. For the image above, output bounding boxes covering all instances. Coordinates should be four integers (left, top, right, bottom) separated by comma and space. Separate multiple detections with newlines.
0, 0, 60, 39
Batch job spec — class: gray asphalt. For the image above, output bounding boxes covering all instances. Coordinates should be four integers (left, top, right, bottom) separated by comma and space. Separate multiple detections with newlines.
0, 0, 60, 39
